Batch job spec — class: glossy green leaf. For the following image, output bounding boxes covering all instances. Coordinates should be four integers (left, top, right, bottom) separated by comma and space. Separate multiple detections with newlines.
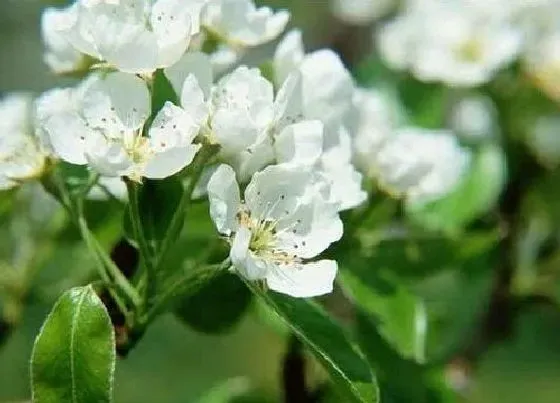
407, 144, 507, 233
244, 281, 378, 402
31, 285, 115, 403
175, 271, 252, 334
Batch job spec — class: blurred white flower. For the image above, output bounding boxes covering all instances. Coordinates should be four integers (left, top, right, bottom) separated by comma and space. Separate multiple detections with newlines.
524, 31, 560, 102
377, 2, 522, 86
50, 0, 205, 74
41, 4, 90, 74
0, 94, 47, 191
450, 95, 497, 140
346, 88, 401, 177
373, 128, 471, 205
41, 72, 201, 181
202, 0, 289, 47
273, 34, 366, 210
331, 0, 395, 25
527, 115, 560, 167
207, 163, 341, 298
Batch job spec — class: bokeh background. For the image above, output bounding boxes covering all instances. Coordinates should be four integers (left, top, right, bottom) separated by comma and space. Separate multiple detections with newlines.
2, 1, 560, 402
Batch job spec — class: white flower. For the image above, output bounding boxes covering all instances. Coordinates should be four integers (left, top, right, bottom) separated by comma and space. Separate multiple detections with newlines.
41, 4, 89, 74
54, 0, 205, 73
41, 72, 202, 181
202, 0, 289, 47
346, 88, 401, 177
377, 3, 522, 86
207, 163, 342, 298
274, 33, 355, 145
451, 95, 497, 140
331, 0, 395, 25
205, 66, 275, 181
0, 94, 47, 191
272, 72, 366, 211
373, 128, 471, 206
524, 31, 560, 102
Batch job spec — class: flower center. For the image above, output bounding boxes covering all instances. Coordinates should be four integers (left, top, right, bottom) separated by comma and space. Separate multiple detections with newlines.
236, 209, 301, 266
122, 130, 151, 164
457, 38, 483, 63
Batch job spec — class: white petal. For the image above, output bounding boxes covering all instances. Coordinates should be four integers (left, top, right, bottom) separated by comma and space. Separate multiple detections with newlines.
149, 101, 200, 147
180, 75, 209, 126
227, 133, 274, 183
273, 71, 304, 132
203, 0, 289, 47
93, 18, 159, 73
266, 260, 337, 298
275, 192, 343, 259
84, 135, 132, 177
244, 163, 311, 221
164, 51, 213, 99
41, 5, 85, 74
207, 164, 241, 235
230, 226, 268, 280
299, 50, 354, 139
43, 112, 90, 165
143, 144, 201, 179
275, 120, 323, 166
151, 0, 195, 68
212, 67, 274, 153
101, 72, 150, 130
273, 29, 305, 85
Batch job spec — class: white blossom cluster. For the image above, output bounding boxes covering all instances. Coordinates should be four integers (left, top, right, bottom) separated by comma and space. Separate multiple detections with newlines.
0, 94, 47, 191
0, 0, 476, 298
377, 0, 523, 87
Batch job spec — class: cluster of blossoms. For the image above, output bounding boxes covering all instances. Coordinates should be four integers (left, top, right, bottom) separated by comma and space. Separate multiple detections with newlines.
0, 0, 479, 298
331, 0, 560, 90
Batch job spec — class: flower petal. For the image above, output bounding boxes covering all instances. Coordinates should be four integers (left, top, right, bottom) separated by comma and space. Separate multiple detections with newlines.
244, 163, 311, 222
207, 164, 241, 235
266, 259, 337, 298
274, 120, 323, 166
165, 52, 213, 99
144, 144, 201, 179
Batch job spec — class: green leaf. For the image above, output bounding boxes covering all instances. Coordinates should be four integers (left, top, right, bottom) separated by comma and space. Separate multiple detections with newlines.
31, 285, 115, 403
355, 309, 444, 402
398, 78, 447, 129
340, 270, 423, 361
195, 377, 251, 403
244, 282, 378, 402
407, 144, 507, 233
175, 271, 252, 334
124, 178, 183, 244
469, 306, 560, 403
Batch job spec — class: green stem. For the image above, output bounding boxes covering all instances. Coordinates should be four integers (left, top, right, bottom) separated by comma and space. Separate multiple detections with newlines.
156, 145, 219, 270
77, 216, 141, 310
46, 169, 141, 317
145, 258, 231, 324
125, 179, 156, 303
